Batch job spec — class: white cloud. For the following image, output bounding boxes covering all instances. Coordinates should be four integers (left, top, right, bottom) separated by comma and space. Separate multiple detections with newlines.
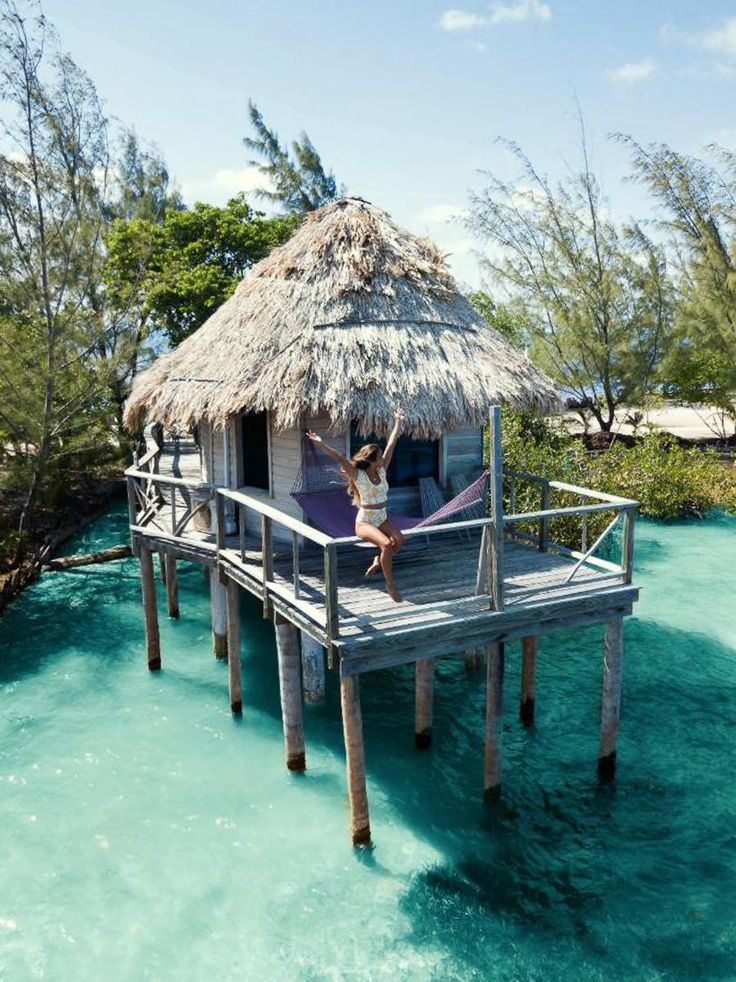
438, 0, 551, 32
439, 9, 487, 30
693, 16, 736, 56
416, 203, 469, 223
606, 59, 657, 84
179, 166, 273, 204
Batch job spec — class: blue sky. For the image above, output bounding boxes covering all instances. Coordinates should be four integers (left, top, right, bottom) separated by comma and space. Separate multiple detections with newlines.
44, 0, 736, 286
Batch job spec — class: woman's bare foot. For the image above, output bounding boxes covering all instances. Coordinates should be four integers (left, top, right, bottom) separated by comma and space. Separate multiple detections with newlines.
364, 556, 382, 577
386, 584, 402, 603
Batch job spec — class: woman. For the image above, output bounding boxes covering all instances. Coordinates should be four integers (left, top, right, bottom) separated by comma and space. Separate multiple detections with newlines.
306, 408, 406, 602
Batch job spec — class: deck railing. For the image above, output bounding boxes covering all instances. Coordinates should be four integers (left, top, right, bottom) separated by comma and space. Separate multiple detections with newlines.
505, 471, 637, 586
125, 465, 214, 544
214, 486, 502, 646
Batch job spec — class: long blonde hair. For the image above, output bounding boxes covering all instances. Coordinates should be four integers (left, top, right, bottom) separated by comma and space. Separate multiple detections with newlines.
346, 443, 381, 505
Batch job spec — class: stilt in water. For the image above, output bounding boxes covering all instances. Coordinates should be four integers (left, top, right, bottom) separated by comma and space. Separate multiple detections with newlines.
164, 552, 179, 619
483, 641, 505, 801
463, 648, 483, 670
275, 615, 305, 771
300, 633, 326, 704
520, 635, 537, 727
139, 543, 161, 671
415, 658, 434, 749
158, 550, 166, 584
209, 568, 228, 660
226, 579, 242, 715
340, 673, 371, 846
598, 616, 624, 781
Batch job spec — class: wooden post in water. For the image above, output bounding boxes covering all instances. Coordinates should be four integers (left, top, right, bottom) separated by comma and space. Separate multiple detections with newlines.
598, 616, 624, 781
164, 552, 179, 619
209, 568, 228, 660
226, 579, 242, 715
483, 641, 505, 800
415, 658, 435, 749
301, 633, 326, 704
158, 550, 167, 584
464, 648, 483, 670
520, 636, 538, 727
139, 543, 161, 671
340, 673, 371, 846
275, 614, 305, 771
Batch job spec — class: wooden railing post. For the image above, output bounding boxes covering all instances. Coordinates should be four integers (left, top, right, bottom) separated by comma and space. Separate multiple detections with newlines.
215, 492, 225, 553
539, 481, 550, 552
292, 531, 301, 600
621, 507, 636, 584
324, 543, 339, 642
126, 476, 139, 555
238, 503, 246, 562
488, 406, 504, 611
261, 515, 273, 618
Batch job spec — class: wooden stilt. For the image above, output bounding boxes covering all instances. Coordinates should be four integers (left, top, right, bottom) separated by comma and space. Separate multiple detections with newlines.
139, 544, 161, 671
275, 615, 305, 771
209, 568, 228, 660
483, 641, 504, 801
598, 616, 624, 781
340, 673, 371, 846
300, 633, 326, 704
520, 635, 538, 727
158, 550, 166, 584
226, 579, 242, 715
164, 552, 179, 619
464, 648, 483, 670
415, 658, 434, 749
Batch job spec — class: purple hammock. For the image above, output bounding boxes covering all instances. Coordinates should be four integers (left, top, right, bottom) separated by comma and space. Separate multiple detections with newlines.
291, 439, 489, 541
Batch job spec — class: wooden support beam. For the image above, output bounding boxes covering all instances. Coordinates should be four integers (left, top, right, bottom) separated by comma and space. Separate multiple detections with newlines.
520, 635, 537, 727
164, 552, 179, 619
464, 648, 483, 670
209, 567, 228, 660
340, 673, 371, 846
275, 615, 305, 772
483, 641, 504, 801
226, 579, 242, 714
158, 550, 167, 584
139, 544, 161, 671
598, 616, 624, 781
300, 632, 326, 704
488, 406, 504, 611
415, 658, 435, 749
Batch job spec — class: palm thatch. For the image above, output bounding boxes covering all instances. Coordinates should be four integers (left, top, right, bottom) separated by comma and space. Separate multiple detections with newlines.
123, 197, 559, 439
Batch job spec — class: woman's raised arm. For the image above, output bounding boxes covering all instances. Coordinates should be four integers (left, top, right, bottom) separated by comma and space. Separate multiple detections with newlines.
305, 430, 356, 477
382, 407, 404, 470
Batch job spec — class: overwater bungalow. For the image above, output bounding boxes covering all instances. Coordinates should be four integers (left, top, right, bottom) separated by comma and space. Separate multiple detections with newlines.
123, 197, 639, 845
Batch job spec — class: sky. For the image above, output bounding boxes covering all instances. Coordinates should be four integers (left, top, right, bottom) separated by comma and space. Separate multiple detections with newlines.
40, 0, 736, 287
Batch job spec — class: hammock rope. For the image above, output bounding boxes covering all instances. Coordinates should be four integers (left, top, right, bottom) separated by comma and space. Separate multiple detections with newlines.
291, 438, 489, 539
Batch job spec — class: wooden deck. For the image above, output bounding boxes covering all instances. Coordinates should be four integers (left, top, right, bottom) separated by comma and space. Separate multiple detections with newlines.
126, 433, 639, 673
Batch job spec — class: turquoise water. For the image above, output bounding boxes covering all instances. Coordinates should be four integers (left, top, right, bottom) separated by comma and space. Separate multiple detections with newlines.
1, 507, 735, 980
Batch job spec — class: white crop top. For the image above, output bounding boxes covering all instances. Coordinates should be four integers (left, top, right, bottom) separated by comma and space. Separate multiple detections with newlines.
355, 467, 388, 505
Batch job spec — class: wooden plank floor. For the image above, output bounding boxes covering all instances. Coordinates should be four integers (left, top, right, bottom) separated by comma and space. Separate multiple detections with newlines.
219, 531, 627, 643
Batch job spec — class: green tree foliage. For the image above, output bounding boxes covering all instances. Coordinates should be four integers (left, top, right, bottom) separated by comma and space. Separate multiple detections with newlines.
244, 100, 343, 214
620, 138, 736, 436
468, 290, 527, 349
105, 195, 297, 347
468, 133, 672, 431
0, 0, 115, 540
502, 410, 736, 546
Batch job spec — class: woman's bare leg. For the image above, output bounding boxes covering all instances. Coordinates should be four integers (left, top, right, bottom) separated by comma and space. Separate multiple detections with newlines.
381, 520, 405, 554
356, 522, 401, 602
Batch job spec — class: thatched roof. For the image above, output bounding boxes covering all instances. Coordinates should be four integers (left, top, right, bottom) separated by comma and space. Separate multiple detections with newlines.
123, 197, 558, 439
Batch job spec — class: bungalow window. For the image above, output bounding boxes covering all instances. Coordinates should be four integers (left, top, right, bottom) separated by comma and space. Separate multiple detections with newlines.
350, 423, 439, 488
241, 411, 270, 491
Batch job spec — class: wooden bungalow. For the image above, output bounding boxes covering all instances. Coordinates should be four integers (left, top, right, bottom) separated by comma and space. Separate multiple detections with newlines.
123, 197, 639, 846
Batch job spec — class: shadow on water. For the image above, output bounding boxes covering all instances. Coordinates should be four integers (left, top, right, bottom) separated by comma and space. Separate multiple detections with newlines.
2, 505, 736, 980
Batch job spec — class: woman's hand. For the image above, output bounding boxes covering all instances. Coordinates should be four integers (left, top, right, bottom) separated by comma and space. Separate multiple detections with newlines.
394, 406, 404, 424
306, 430, 322, 443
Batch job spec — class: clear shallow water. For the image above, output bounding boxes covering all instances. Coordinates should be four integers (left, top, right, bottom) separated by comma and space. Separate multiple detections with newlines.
1, 507, 735, 981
